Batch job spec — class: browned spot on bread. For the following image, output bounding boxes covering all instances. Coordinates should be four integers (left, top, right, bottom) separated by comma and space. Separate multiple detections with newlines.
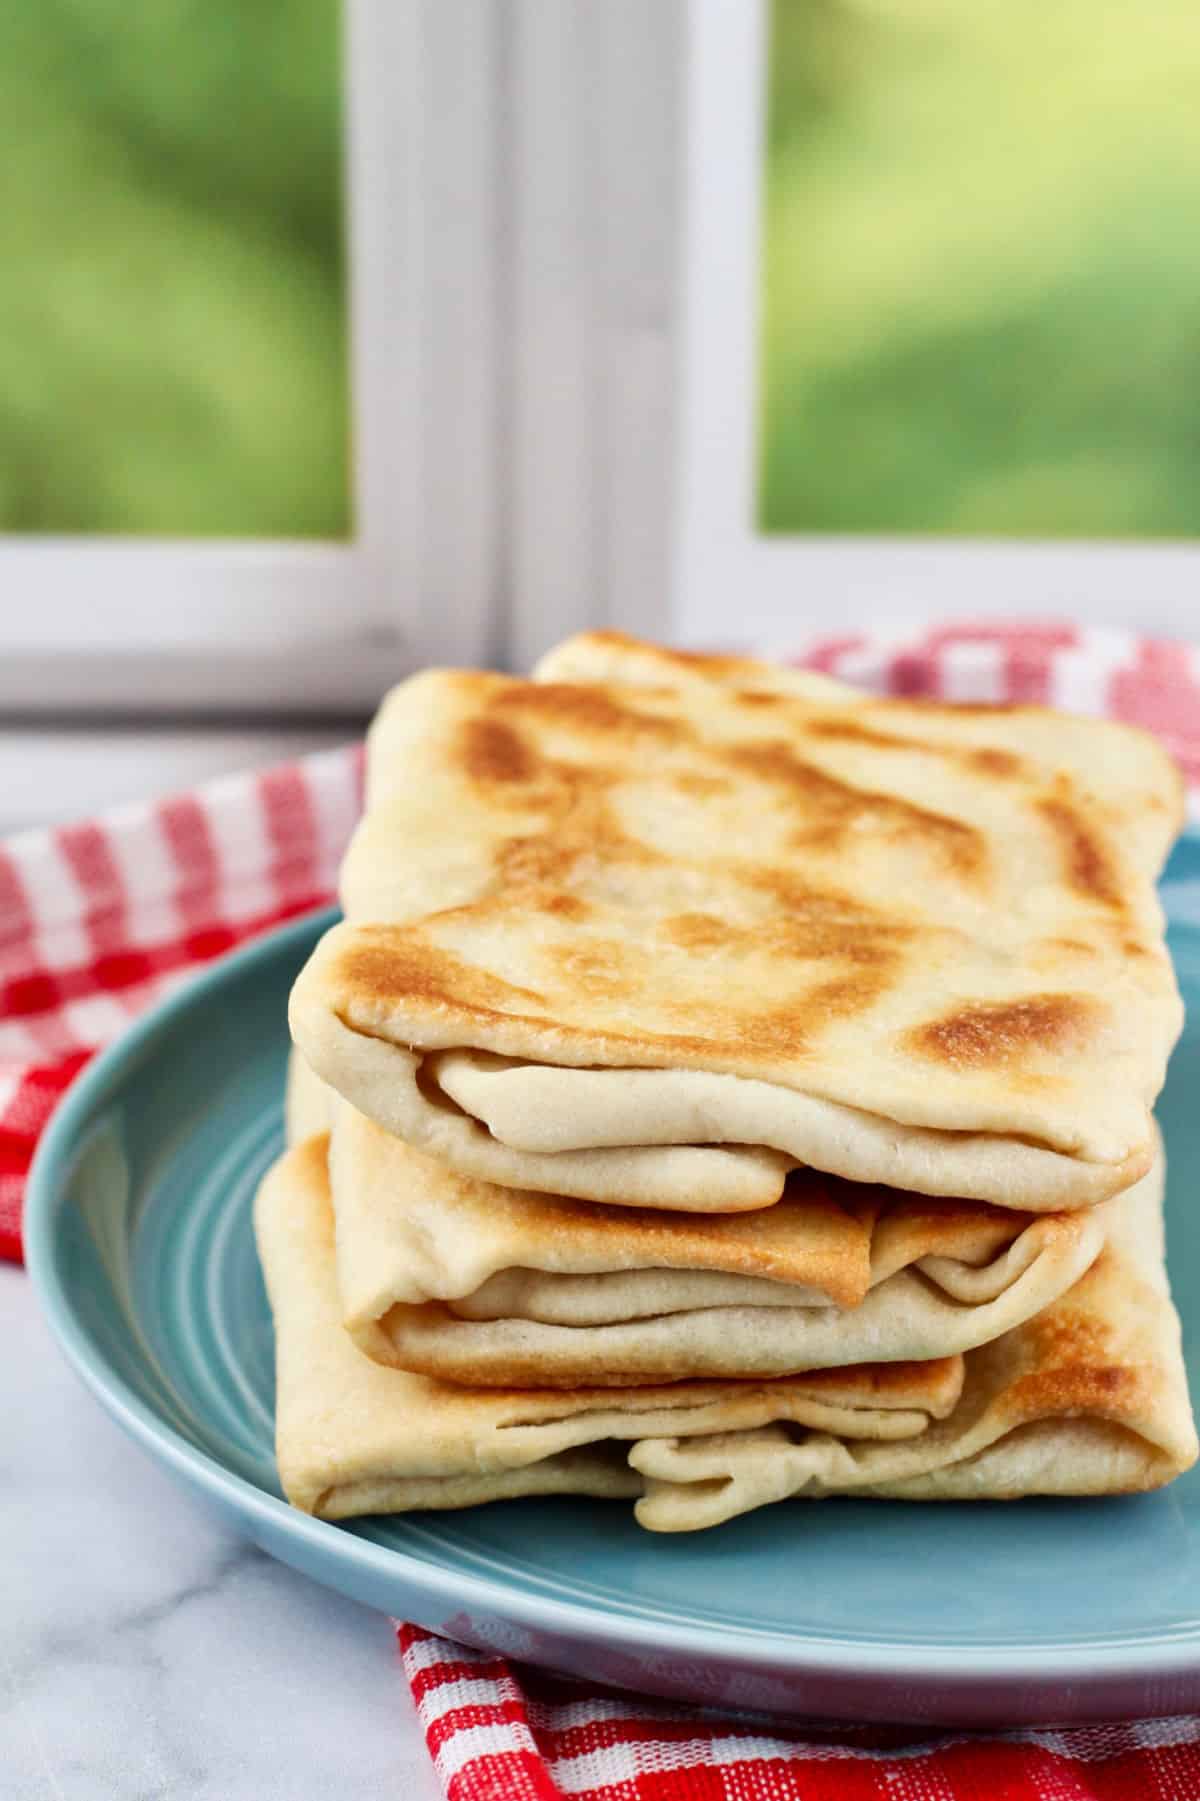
806, 718, 1024, 781
1006, 1289, 1147, 1420
496, 681, 680, 741
737, 864, 868, 912
821, 1356, 965, 1411
475, 752, 670, 878
736, 867, 918, 970
725, 1007, 812, 1056
803, 716, 1016, 774
547, 940, 634, 998
1009, 1360, 1140, 1420
495, 834, 581, 888
340, 928, 547, 1016
1027, 1272, 1116, 1360
664, 912, 739, 951
292, 1136, 335, 1248
806, 719, 927, 753
804, 970, 894, 1021
536, 891, 592, 921
692, 957, 886, 1044
731, 739, 986, 879
655, 989, 809, 1062
657, 988, 815, 1057
666, 879, 912, 980
735, 688, 786, 707
658, 906, 904, 1038
971, 747, 1024, 778
674, 772, 733, 798
458, 717, 536, 785
907, 993, 1104, 1069
1037, 795, 1125, 910
1041, 937, 1098, 958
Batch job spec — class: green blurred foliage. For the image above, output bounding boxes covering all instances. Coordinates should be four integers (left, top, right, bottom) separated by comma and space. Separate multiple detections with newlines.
0, 1, 348, 537
759, 0, 1200, 539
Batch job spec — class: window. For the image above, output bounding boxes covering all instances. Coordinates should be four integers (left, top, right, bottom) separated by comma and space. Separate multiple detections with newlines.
1, 1, 477, 720
674, 0, 1200, 647
2, 3, 349, 540
760, 0, 1200, 542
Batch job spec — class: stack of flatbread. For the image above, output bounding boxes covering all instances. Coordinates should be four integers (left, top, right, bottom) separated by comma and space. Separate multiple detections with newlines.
257, 632, 1197, 1532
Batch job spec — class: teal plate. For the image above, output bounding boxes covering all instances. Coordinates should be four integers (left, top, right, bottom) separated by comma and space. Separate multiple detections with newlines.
24, 836, 1200, 1727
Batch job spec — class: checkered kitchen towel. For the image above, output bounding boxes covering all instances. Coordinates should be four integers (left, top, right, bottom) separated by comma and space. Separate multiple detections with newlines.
8, 619, 1200, 1799
0, 745, 365, 1262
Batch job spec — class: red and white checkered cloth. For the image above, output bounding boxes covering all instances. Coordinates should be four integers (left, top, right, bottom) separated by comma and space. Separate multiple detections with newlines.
397, 1624, 1200, 1800
8, 619, 1200, 1799
0, 746, 365, 1262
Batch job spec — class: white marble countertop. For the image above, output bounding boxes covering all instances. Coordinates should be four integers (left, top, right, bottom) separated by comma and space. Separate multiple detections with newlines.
3, 1263, 442, 1801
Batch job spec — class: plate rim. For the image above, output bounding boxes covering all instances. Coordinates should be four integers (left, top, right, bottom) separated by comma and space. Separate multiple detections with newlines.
23, 897, 1200, 1696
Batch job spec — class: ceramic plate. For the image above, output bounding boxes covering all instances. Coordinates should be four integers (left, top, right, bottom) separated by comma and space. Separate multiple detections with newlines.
25, 841, 1200, 1727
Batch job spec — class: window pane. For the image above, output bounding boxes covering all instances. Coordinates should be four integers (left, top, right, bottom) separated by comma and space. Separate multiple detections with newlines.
759, 0, 1200, 540
1, 2, 348, 537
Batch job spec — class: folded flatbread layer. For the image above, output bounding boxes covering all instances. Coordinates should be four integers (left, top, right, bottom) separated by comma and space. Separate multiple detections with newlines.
255, 1135, 964, 1519
627, 1153, 1197, 1529
290, 636, 1182, 1212
316, 1087, 1113, 1388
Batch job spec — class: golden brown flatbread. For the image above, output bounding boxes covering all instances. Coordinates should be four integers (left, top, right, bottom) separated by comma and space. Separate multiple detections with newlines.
289, 636, 1182, 1211
256, 1136, 962, 1519
316, 1084, 1109, 1388
535, 631, 1184, 883
630, 1153, 1197, 1528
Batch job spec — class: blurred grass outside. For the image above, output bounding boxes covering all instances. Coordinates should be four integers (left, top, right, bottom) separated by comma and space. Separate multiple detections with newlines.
0, 2, 348, 538
759, 0, 1200, 540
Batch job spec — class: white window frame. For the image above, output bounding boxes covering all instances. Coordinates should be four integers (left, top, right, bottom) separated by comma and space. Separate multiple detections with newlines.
672, 0, 1200, 651
0, 1, 499, 717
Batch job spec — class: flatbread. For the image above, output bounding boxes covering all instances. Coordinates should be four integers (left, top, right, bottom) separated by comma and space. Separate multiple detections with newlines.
629, 1154, 1197, 1529
314, 1086, 1113, 1388
285, 1046, 337, 1144
289, 636, 1181, 1212
255, 1136, 963, 1519
534, 632, 1184, 882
